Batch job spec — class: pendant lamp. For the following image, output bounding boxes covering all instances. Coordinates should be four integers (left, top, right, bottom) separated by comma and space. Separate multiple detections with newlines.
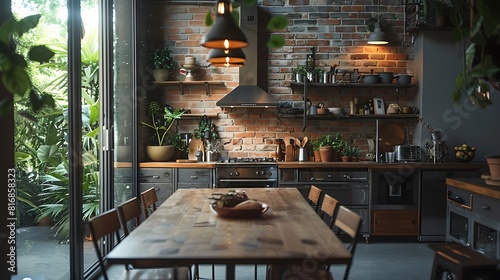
207, 48, 246, 67
367, 0, 388, 45
201, 0, 248, 49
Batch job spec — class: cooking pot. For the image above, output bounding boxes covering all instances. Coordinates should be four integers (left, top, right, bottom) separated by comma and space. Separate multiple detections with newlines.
395, 74, 413, 84
359, 74, 380, 84
387, 103, 400, 114
378, 72, 393, 84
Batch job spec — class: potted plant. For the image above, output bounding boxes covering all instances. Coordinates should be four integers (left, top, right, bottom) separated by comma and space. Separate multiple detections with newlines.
194, 115, 218, 140
292, 65, 307, 83
148, 46, 177, 81
351, 146, 361, 162
330, 133, 347, 162
486, 154, 500, 178
311, 136, 324, 162
341, 146, 353, 162
140, 101, 184, 161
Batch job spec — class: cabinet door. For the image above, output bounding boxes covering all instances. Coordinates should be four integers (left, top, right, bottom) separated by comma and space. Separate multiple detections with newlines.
371, 209, 418, 235
139, 168, 173, 183
177, 169, 212, 189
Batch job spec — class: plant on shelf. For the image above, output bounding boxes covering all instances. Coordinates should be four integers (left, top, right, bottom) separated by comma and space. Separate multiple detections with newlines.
140, 101, 184, 161
194, 115, 218, 140
148, 46, 177, 81
292, 65, 308, 82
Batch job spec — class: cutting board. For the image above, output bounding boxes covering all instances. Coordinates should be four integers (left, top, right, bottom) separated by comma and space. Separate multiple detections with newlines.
176, 159, 198, 163
188, 138, 204, 160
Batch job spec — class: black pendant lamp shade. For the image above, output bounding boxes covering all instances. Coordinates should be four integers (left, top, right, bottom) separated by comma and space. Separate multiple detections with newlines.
367, 22, 388, 45
367, 0, 388, 45
207, 48, 246, 67
201, 0, 248, 49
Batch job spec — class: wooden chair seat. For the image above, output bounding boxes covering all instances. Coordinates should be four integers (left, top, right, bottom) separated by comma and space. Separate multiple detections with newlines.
141, 187, 158, 218
120, 267, 189, 280
267, 265, 333, 280
87, 209, 190, 280
307, 185, 323, 212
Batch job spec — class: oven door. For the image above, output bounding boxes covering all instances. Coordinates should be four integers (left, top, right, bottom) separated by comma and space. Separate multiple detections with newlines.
216, 178, 278, 188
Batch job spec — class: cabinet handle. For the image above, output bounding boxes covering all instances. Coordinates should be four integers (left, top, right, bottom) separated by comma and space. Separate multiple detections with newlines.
482, 205, 490, 210
164, 173, 170, 178
190, 175, 198, 179
141, 175, 160, 179
447, 194, 473, 210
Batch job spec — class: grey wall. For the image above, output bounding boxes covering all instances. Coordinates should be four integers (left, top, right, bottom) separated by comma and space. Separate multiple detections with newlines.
414, 31, 500, 162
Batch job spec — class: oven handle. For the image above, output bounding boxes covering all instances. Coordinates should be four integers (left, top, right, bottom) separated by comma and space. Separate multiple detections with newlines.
218, 179, 277, 183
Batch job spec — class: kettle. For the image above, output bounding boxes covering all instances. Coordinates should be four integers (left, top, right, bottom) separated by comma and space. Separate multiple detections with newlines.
387, 103, 400, 114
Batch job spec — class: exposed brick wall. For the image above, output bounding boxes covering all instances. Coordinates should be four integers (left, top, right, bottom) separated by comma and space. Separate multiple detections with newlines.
141, 1, 416, 160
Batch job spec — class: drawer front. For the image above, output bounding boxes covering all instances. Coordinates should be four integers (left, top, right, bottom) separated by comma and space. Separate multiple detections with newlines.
178, 169, 211, 184
371, 210, 418, 235
139, 183, 173, 205
139, 168, 173, 183
473, 194, 500, 223
447, 186, 473, 210
177, 183, 211, 189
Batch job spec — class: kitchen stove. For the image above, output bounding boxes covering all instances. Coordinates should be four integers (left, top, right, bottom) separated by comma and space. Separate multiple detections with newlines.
216, 157, 278, 188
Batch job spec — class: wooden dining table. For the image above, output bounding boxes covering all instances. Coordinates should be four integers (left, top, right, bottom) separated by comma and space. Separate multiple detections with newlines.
106, 188, 352, 280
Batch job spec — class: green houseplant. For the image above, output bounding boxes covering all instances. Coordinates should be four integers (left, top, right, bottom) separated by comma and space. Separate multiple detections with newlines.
148, 46, 177, 81
140, 101, 184, 161
194, 115, 218, 140
449, 0, 500, 108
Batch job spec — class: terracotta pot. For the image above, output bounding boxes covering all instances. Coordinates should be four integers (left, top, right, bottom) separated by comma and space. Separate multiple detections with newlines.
332, 150, 341, 162
146, 145, 175, 161
319, 146, 333, 162
487, 157, 500, 178
341, 156, 350, 162
313, 150, 322, 162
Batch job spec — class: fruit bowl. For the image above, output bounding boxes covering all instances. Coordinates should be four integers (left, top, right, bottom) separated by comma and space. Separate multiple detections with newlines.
454, 144, 476, 162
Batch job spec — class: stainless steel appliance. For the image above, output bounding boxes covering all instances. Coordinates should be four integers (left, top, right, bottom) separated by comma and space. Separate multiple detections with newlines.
215, 157, 278, 188
394, 144, 421, 162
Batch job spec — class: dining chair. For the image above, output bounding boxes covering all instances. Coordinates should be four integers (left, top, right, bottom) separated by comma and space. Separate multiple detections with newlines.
87, 208, 189, 280
117, 197, 142, 236
319, 194, 339, 229
330, 205, 363, 280
141, 187, 158, 218
307, 185, 323, 212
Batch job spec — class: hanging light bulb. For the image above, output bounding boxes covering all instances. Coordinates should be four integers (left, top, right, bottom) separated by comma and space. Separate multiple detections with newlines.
207, 48, 246, 67
368, 0, 388, 45
201, 0, 248, 49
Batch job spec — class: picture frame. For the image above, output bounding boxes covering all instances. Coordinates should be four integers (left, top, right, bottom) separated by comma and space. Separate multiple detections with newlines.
373, 97, 385, 115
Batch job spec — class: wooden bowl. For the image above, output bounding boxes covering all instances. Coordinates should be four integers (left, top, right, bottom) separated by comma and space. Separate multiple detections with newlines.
317, 108, 329, 115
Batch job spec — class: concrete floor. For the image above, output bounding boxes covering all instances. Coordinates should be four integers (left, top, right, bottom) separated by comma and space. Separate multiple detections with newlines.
14, 227, 436, 280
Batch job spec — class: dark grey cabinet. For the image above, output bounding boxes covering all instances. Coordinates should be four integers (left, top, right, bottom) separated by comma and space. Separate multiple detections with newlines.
176, 168, 213, 189
447, 184, 500, 260
419, 170, 480, 242
139, 168, 174, 205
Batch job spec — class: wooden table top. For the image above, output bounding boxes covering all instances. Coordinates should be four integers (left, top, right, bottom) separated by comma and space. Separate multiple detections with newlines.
107, 188, 351, 271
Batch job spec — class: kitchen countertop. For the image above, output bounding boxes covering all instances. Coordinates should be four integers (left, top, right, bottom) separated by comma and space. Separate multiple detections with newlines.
277, 161, 487, 170
446, 178, 500, 200
113, 161, 488, 170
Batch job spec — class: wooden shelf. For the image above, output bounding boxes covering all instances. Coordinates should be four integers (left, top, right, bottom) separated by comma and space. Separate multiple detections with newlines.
155, 81, 225, 95
289, 81, 416, 89
279, 113, 420, 120
179, 113, 217, 119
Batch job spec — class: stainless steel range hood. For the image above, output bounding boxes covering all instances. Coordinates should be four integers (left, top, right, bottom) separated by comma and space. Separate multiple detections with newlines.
215, 5, 278, 108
